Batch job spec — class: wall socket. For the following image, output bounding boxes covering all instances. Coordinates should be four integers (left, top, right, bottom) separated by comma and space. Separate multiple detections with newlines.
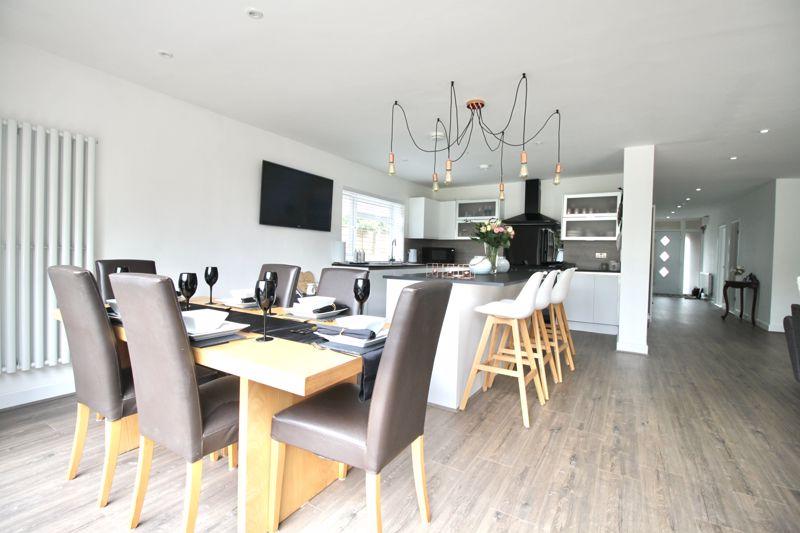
595, 252, 608, 259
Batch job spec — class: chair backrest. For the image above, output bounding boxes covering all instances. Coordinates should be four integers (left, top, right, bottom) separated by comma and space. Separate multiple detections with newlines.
785, 304, 800, 382
317, 267, 369, 315
95, 259, 157, 301
110, 273, 203, 462
513, 271, 545, 316
257, 264, 301, 308
365, 281, 452, 472
534, 270, 559, 310
48, 266, 127, 419
550, 267, 577, 305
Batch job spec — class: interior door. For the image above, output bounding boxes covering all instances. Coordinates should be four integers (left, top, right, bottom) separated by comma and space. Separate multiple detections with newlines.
653, 230, 683, 295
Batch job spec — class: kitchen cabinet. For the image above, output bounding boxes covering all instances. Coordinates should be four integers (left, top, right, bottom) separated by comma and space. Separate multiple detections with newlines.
561, 192, 620, 241
407, 197, 439, 239
562, 272, 620, 334
455, 198, 499, 239
437, 200, 456, 239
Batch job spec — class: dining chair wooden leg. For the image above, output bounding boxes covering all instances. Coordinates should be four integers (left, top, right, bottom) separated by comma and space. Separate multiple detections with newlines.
210, 450, 220, 462
510, 320, 531, 428
519, 319, 546, 406
98, 418, 122, 507
538, 311, 559, 385
559, 304, 576, 370
95, 412, 104, 422
549, 304, 563, 382
530, 314, 549, 402
559, 303, 576, 358
129, 436, 154, 529
337, 462, 348, 480
268, 439, 286, 533
182, 459, 203, 533
411, 435, 431, 523
227, 443, 238, 470
459, 317, 494, 410
66, 403, 90, 480
366, 472, 382, 533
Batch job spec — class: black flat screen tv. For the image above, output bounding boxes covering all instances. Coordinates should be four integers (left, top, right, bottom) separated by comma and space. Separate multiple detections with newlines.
259, 161, 333, 232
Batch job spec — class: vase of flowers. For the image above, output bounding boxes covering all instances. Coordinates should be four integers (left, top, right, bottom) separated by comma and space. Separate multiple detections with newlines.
472, 219, 515, 274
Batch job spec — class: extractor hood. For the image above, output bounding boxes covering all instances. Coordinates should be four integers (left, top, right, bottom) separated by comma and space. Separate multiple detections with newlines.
504, 179, 559, 226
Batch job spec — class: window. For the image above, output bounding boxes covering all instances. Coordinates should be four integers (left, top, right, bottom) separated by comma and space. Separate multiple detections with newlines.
341, 190, 405, 262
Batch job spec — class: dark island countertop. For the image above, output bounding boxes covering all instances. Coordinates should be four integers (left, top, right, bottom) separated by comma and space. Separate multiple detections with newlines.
332, 261, 428, 270
384, 267, 554, 287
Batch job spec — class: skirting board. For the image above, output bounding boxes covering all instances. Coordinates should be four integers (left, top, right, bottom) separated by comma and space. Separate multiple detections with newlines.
0, 365, 75, 410
568, 321, 618, 336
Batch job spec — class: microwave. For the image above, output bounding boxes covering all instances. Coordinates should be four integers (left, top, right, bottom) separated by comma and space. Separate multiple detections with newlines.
419, 247, 456, 264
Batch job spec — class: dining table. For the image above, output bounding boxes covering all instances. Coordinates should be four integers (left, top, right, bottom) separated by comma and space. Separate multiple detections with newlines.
56, 299, 363, 532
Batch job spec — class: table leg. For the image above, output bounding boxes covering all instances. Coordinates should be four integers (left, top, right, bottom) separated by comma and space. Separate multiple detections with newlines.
721, 285, 730, 320
237, 378, 342, 533
739, 287, 745, 319
751, 287, 757, 326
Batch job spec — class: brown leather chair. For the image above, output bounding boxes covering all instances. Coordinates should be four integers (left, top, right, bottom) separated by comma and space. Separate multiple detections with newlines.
48, 266, 138, 507
257, 263, 301, 308
95, 259, 156, 301
784, 304, 800, 382
267, 281, 452, 532
317, 267, 369, 316
110, 273, 239, 532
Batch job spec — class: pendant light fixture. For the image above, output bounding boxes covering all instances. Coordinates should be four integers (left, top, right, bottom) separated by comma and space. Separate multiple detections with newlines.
386, 74, 563, 200
498, 132, 506, 201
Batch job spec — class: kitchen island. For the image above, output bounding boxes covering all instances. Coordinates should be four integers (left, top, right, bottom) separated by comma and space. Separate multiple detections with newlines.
384, 268, 551, 409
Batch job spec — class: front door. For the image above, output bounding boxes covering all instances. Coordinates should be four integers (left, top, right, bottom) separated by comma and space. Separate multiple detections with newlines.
653, 230, 683, 295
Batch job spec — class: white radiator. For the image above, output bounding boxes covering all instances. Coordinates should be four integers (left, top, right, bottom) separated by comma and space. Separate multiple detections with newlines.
698, 271, 713, 298
0, 118, 97, 374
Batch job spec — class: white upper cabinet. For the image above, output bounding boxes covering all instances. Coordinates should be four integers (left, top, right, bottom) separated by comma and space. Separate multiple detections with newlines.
455, 199, 499, 239
561, 192, 620, 241
407, 197, 439, 239
437, 201, 456, 240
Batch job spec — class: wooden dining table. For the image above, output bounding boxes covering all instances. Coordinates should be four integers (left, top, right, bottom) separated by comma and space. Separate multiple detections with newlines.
57, 300, 362, 532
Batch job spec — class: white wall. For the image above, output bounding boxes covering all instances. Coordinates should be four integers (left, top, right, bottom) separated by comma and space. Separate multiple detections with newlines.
435, 173, 622, 221
769, 178, 800, 330
700, 181, 776, 329
0, 42, 430, 407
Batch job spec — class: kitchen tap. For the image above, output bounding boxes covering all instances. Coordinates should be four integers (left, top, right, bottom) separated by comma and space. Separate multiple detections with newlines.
390, 239, 396, 262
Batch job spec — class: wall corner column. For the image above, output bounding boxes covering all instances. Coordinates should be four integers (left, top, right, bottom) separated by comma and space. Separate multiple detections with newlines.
616, 145, 655, 355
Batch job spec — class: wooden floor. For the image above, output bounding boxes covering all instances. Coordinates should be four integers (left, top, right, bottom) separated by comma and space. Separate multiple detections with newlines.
2, 296, 799, 532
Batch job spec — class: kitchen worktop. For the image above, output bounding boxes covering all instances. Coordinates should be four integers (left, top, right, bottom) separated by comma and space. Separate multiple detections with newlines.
331, 261, 427, 270
384, 267, 556, 287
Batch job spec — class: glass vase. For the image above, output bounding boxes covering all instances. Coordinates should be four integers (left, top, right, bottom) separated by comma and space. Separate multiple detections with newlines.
484, 243, 499, 274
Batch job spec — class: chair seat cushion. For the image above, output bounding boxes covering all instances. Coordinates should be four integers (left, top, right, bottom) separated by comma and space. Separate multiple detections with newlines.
199, 375, 239, 456
475, 300, 531, 319
271, 383, 370, 470
194, 364, 223, 385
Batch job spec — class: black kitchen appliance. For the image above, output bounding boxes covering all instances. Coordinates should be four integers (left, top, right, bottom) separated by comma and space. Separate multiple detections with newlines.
419, 246, 456, 264
505, 179, 560, 266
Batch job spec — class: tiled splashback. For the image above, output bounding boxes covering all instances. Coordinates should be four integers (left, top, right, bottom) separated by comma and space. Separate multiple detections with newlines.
563, 241, 621, 270
405, 238, 485, 264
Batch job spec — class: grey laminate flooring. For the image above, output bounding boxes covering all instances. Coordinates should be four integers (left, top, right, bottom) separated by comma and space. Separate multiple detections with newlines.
1, 297, 799, 532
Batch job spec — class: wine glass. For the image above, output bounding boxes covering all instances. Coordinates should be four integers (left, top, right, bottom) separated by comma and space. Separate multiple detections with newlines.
353, 278, 370, 315
262, 271, 279, 314
204, 267, 219, 305
178, 272, 198, 311
114, 266, 130, 274
254, 277, 277, 342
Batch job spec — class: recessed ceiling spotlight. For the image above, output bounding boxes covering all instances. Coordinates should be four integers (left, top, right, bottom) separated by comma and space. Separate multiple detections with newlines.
686, 197, 691, 201
478, 163, 492, 171
532, 140, 544, 145
695, 187, 702, 191
157, 50, 173, 59
729, 155, 738, 160
666, 216, 671, 219
671, 211, 675, 214
246, 8, 264, 19
759, 128, 769, 134
677, 205, 682, 208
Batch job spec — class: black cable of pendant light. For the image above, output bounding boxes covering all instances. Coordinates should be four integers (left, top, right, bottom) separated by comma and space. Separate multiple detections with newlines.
499, 131, 505, 182
522, 73, 528, 151
556, 109, 562, 163
480, 109, 559, 148
393, 102, 472, 154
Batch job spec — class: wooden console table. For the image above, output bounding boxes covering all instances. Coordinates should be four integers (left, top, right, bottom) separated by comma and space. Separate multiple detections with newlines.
721, 278, 759, 326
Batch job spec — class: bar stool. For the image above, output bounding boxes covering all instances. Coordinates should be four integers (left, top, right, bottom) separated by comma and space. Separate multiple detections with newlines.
460, 272, 546, 428
547, 268, 577, 381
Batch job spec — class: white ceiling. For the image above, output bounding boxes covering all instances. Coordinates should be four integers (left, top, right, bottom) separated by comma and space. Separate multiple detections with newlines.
1, 0, 799, 217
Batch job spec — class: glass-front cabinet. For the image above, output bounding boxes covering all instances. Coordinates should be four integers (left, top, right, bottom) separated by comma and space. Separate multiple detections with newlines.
455, 199, 499, 239
561, 192, 620, 241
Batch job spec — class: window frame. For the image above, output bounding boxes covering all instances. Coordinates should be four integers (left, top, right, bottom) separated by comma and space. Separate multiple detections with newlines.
341, 189, 405, 262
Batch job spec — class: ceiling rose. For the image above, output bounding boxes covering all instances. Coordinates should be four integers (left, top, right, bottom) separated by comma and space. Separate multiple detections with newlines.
387, 73, 563, 200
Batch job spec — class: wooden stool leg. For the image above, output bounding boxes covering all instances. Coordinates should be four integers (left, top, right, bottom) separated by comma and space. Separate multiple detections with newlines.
66, 403, 90, 480
366, 472, 382, 533
411, 436, 431, 523
560, 303, 576, 360
511, 320, 531, 428
538, 311, 559, 385
129, 436, 154, 529
520, 318, 546, 406
338, 462, 348, 480
549, 304, 563, 383
183, 459, 203, 533
482, 323, 501, 391
227, 443, 238, 470
268, 439, 286, 532
531, 314, 549, 401
98, 418, 122, 507
459, 317, 494, 410
487, 325, 511, 390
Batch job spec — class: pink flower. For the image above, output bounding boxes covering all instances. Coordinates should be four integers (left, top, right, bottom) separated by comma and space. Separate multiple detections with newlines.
494, 226, 505, 233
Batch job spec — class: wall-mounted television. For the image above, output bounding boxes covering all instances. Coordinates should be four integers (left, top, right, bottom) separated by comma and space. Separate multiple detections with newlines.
259, 160, 333, 232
